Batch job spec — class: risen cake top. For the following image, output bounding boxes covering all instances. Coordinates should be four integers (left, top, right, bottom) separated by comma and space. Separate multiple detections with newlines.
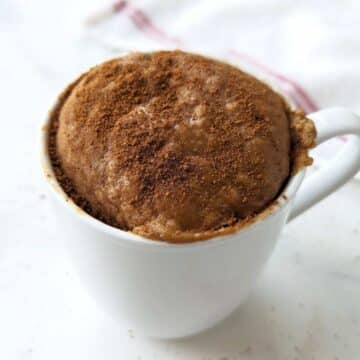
52, 51, 315, 242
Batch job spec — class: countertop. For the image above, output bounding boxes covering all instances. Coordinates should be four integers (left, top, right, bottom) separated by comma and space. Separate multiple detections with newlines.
1, 1, 359, 359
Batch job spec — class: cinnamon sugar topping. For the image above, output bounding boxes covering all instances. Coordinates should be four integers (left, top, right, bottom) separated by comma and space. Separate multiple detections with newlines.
48, 51, 316, 243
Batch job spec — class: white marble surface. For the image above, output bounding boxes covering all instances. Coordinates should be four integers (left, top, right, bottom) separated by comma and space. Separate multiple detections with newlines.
1, 1, 360, 359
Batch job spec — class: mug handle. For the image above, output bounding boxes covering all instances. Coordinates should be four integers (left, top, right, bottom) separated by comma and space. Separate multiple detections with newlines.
288, 107, 360, 221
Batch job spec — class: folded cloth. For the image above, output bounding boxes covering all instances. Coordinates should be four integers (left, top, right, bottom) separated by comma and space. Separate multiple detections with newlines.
85, 0, 360, 179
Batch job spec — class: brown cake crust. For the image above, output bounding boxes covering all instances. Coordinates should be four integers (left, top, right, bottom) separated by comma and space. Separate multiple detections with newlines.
49, 51, 316, 242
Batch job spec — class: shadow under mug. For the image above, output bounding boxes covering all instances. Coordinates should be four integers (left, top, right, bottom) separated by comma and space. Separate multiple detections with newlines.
41, 107, 360, 338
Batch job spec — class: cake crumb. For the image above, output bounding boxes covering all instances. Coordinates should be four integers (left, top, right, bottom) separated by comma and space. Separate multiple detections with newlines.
49, 51, 316, 243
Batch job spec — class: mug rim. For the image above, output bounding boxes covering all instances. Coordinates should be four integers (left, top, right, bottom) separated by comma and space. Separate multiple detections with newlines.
40, 115, 305, 249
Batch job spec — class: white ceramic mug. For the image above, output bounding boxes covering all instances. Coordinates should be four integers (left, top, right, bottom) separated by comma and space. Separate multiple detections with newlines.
41, 107, 360, 339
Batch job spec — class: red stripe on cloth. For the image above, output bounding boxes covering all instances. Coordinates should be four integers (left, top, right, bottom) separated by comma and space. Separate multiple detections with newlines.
113, 0, 181, 46
113, 0, 127, 12
229, 50, 318, 113
338, 135, 348, 142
